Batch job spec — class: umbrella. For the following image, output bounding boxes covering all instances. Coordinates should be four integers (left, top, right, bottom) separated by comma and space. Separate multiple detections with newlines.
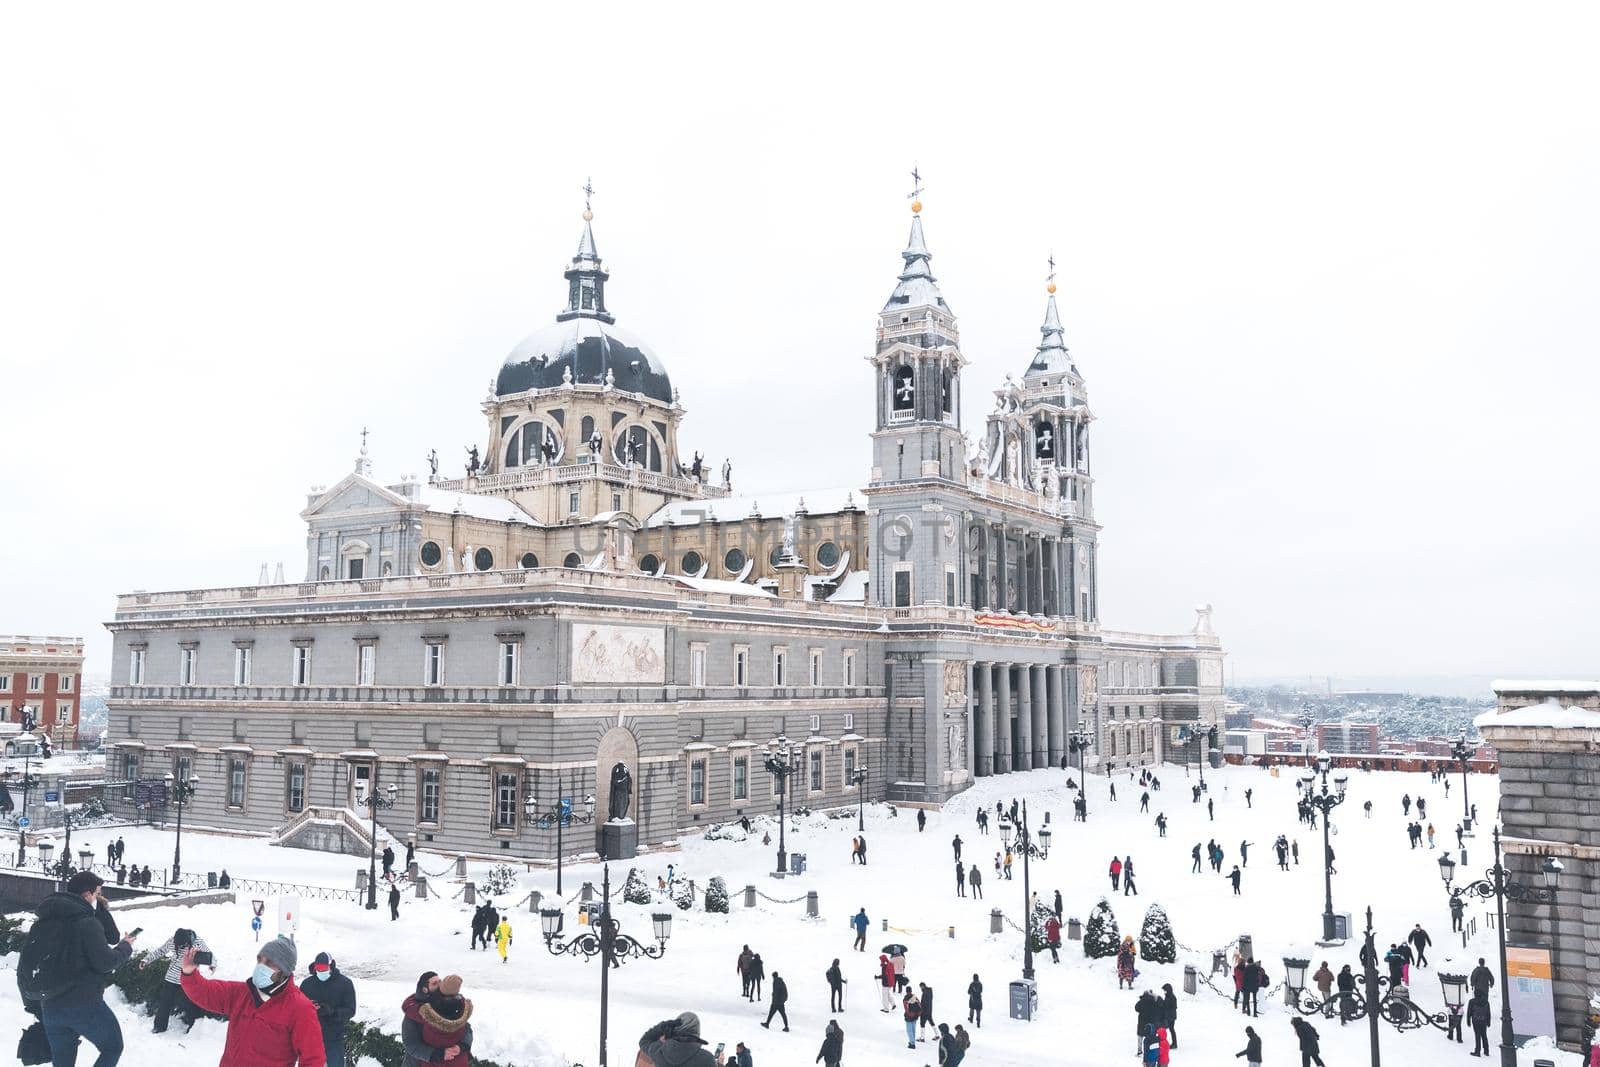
882, 943, 908, 956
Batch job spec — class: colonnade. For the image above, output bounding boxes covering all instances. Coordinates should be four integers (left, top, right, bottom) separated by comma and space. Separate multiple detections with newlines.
971, 661, 1070, 776
975, 525, 1077, 618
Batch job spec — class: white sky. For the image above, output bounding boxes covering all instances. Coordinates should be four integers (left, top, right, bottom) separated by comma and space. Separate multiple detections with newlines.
2, 4, 1596, 685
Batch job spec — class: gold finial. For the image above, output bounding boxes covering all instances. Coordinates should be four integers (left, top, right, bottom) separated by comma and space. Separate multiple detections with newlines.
1046, 253, 1057, 294
908, 164, 923, 213
582, 176, 595, 222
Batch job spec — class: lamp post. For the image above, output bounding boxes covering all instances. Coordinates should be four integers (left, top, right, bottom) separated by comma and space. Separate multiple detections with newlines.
999, 799, 1046, 983
1437, 827, 1562, 1067
763, 735, 800, 875
1068, 724, 1092, 817
532, 786, 596, 896
849, 766, 867, 831
1298, 751, 1348, 942
540, 863, 671, 1067
362, 780, 398, 910
163, 771, 199, 883
5, 766, 41, 867
1285, 906, 1467, 1067
1450, 735, 1473, 835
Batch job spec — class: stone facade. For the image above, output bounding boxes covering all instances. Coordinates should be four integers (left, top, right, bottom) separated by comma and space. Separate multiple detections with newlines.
104, 195, 1225, 863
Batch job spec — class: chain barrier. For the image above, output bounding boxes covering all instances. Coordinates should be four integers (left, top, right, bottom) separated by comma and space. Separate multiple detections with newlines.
753, 890, 809, 905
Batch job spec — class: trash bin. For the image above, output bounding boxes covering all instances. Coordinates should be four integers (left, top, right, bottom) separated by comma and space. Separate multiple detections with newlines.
1212, 951, 1228, 974
1183, 965, 1197, 995
790, 853, 807, 876
1009, 978, 1038, 1021
1238, 934, 1253, 962
1067, 918, 1082, 941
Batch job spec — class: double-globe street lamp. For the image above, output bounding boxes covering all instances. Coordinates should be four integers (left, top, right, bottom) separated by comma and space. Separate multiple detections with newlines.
1298, 752, 1349, 942
1450, 735, 1474, 835
540, 863, 671, 1067
529, 788, 596, 895
763, 735, 801, 875
1176, 724, 1218, 786
362, 781, 399, 910
1438, 828, 1563, 1067
1067, 724, 1093, 818
1283, 906, 1470, 1067
998, 800, 1051, 984
163, 772, 199, 883
5, 766, 41, 866
848, 765, 867, 831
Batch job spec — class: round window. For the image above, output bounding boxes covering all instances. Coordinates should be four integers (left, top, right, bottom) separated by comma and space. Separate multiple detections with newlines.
420, 541, 442, 567
639, 553, 661, 575
817, 541, 840, 568
724, 548, 747, 574
520, 552, 538, 569
769, 545, 784, 567
681, 551, 703, 575
473, 548, 494, 571
564, 552, 583, 568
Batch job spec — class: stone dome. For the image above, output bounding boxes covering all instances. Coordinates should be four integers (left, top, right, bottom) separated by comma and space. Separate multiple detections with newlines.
496, 317, 673, 403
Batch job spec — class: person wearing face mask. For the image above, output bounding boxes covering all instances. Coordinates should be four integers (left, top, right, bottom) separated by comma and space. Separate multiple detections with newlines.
179, 936, 325, 1066
300, 952, 357, 1067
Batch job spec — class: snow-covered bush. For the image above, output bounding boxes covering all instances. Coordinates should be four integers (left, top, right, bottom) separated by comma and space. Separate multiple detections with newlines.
673, 878, 695, 910
1139, 904, 1177, 963
705, 876, 730, 913
622, 867, 652, 905
477, 862, 518, 898
1028, 898, 1055, 953
1084, 897, 1120, 959
704, 823, 748, 842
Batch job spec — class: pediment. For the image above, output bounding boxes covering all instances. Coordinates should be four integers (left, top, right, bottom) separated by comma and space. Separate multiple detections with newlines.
301, 473, 414, 520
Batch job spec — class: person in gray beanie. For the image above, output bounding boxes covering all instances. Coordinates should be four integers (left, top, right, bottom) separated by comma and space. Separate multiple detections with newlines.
639, 1011, 719, 1067
181, 936, 326, 1065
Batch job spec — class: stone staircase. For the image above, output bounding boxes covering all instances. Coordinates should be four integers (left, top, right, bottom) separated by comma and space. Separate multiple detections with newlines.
271, 806, 401, 858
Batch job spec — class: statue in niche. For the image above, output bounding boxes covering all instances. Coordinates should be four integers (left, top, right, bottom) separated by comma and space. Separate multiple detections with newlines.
427, 449, 439, 481
691, 451, 704, 480
1006, 436, 1023, 488
542, 429, 558, 464
465, 445, 481, 476
721, 458, 732, 488
608, 762, 633, 822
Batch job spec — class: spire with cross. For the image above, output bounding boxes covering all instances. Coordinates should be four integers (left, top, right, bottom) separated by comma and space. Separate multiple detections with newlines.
908, 164, 924, 213
355, 426, 374, 477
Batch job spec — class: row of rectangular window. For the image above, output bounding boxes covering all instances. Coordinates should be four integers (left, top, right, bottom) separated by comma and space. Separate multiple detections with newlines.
5, 703, 73, 725
0, 674, 73, 693
134, 641, 859, 690
688, 746, 859, 807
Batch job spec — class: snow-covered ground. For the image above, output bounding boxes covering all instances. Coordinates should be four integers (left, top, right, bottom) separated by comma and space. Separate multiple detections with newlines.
1, 763, 1581, 1067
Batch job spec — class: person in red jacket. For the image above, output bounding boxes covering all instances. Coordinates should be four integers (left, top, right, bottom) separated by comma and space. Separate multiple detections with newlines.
180, 937, 326, 1066
1110, 857, 1123, 891
1044, 916, 1063, 963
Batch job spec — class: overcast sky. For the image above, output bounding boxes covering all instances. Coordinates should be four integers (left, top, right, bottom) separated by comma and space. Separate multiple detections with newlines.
2, 4, 1596, 688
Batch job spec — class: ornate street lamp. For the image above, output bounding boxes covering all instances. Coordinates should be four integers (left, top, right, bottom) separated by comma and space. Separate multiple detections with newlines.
36, 836, 55, 873
1438, 828, 1562, 1067
1299, 751, 1349, 942
1450, 735, 1474, 835
163, 771, 200, 883
529, 781, 596, 896
848, 765, 867, 831
998, 799, 1043, 984
362, 780, 398, 910
541, 863, 671, 1067
1068, 724, 1092, 817
763, 736, 801, 875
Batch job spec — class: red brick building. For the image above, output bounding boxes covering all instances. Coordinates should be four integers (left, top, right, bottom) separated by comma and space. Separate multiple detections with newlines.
1, 635, 85, 746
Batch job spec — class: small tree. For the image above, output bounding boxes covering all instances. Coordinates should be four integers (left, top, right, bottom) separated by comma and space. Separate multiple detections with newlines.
673, 878, 695, 911
1084, 897, 1121, 959
705, 876, 730, 914
1139, 904, 1177, 963
477, 863, 518, 898
622, 868, 653, 905
1027, 898, 1055, 953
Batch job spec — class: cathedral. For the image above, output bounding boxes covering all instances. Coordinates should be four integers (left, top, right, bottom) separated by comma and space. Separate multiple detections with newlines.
104, 189, 1225, 862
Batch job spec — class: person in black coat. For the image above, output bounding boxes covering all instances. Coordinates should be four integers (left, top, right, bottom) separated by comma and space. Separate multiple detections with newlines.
816, 1019, 844, 1067
1409, 924, 1431, 967
1470, 958, 1495, 997
301, 951, 357, 1067
1161, 983, 1179, 1048
937, 1022, 964, 1067
1053, 889, 1063, 919
1134, 990, 1161, 1055
749, 953, 766, 1001
1290, 1017, 1325, 1067
1467, 992, 1492, 1055
389, 883, 402, 921
469, 904, 486, 950
762, 971, 789, 1030
1241, 960, 1266, 1017
826, 959, 844, 1012
1236, 1025, 1262, 1067
1336, 964, 1357, 1024
918, 981, 935, 1038
25, 873, 138, 1067
381, 845, 395, 877
967, 975, 983, 1027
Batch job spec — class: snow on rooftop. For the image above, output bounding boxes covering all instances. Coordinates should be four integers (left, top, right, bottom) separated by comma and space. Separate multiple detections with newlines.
827, 569, 868, 603
671, 575, 776, 598
645, 487, 864, 528
412, 485, 541, 526
1490, 679, 1600, 694
1476, 698, 1600, 730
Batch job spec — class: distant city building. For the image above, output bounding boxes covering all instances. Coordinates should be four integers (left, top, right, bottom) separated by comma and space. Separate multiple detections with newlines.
1315, 721, 1381, 755
0, 635, 84, 747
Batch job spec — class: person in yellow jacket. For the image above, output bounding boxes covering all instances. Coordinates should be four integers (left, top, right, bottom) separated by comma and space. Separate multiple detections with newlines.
495, 917, 513, 963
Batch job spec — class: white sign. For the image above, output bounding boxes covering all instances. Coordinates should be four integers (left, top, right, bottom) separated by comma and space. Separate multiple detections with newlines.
1507, 945, 1556, 1045
278, 895, 301, 941
571, 624, 665, 685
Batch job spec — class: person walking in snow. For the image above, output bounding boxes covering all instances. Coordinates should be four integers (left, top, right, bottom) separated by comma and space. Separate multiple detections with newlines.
1427, 823, 1436, 848
952, 835, 963, 861
917, 809, 927, 833
1123, 857, 1138, 896
1468, 992, 1492, 1055
1402, 793, 1412, 816
1244, 787, 1253, 809
469, 904, 487, 950
389, 883, 401, 921
1418, 796, 1427, 819
1110, 856, 1123, 891
937, 1022, 965, 1067
1240, 841, 1252, 867
1161, 982, 1178, 1048
826, 958, 845, 1012
1450, 896, 1465, 933
1243, 959, 1267, 1017
968, 863, 983, 899
1410, 924, 1432, 967
494, 915, 513, 964
749, 952, 767, 1001
1208, 797, 1215, 821
816, 1019, 843, 1067
1276, 839, 1290, 871
1140, 791, 1150, 813
1117, 937, 1138, 990
1291, 839, 1299, 865
1134, 990, 1161, 1054
1003, 851, 1013, 880
1053, 889, 1063, 919
1290, 1016, 1325, 1067
878, 955, 897, 1012
966, 975, 983, 1027
1363, 799, 1373, 818
1312, 961, 1334, 1001
1236, 1025, 1262, 1067
1110, 781, 1117, 802
1337, 964, 1357, 1024
301, 952, 357, 1067
381, 845, 395, 878
901, 988, 921, 1050
483, 902, 500, 951
1192, 843, 1203, 873
917, 982, 935, 1040
1230, 865, 1243, 895
851, 910, 869, 952
1470, 960, 1496, 1000
762, 970, 789, 1030
1155, 813, 1168, 837
955, 860, 966, 896
1044, 915, 1062, 963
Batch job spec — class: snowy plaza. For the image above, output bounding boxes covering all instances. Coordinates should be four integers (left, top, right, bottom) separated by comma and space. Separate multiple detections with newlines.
6, 760, 1572, 1067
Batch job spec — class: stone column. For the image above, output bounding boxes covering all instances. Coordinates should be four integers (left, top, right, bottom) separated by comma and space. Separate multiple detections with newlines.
975, 663, 994, 777
1015, 665, 1033, 770
994, 524, 1008, 613
977, 527, 990, 611
1030, 665, 1048, 768
1046, 665, 1064, 766
1042, 537, 1055, 617
1065, 541, 1076, 619
995, 663, 1013, 775
1035, 539, 1047, 616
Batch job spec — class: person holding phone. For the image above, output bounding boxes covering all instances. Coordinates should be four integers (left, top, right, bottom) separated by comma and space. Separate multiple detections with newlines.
179, 937, 326, 1066
17, 871, 137, 1067
151, 927, 214, 1033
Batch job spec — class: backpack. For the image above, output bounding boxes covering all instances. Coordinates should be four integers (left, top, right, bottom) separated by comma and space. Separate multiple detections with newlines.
16, 916, 76, 1002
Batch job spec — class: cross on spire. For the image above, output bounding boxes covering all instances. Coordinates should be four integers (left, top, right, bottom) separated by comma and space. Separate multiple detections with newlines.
582, 177, 595, 214
908, 165, 924, 203
1048, 253, 1056, 283
360, 426, 369, 450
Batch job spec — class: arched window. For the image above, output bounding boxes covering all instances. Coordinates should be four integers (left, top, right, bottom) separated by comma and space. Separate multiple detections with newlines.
639, 553, 660, 574
563, 552, 583, 568
891, 365, 915, 413
520, 552, 538, 569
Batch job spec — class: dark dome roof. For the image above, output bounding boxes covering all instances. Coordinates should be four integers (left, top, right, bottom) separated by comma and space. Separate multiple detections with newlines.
496, 318, 674, 403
